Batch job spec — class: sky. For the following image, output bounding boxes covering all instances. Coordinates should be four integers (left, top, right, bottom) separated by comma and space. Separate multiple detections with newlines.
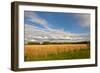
24, 11, 90, 41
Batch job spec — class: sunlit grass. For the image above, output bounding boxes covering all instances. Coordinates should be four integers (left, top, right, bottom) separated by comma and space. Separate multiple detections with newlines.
24, 44, 90, 61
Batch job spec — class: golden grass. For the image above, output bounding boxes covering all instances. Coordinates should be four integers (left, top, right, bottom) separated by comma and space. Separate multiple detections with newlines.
24, 44, 90, 59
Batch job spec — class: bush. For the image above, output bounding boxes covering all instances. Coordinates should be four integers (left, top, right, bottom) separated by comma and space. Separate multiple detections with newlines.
27, 42, 40, 45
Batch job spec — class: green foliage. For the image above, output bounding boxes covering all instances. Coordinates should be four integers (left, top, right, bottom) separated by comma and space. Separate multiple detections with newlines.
27, 42, 40, 45
27, 41, 90, 45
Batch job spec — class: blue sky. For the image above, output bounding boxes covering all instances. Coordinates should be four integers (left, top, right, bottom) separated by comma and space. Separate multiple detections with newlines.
24, 11, 90, 35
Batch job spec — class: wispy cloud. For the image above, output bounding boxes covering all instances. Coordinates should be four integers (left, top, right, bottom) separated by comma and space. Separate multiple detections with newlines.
24, 11, 51, 30
74, 14, 90, 28
25, 11, 68, 33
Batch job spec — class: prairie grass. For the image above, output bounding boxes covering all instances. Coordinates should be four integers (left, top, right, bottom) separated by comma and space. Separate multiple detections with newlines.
24, 44, 90, 61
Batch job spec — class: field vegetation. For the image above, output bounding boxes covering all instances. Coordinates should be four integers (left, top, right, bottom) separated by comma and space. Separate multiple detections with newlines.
24, 42, 90, 61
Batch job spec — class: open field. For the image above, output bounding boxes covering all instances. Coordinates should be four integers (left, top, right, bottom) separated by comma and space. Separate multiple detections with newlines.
24, 44, 90, 61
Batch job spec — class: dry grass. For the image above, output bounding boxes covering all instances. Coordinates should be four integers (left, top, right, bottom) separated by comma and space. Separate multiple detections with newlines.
24, 44, 90, 61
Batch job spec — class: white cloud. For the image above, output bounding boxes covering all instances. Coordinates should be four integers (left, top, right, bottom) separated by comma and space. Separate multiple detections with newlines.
25, 24, 90, 43
25, 11, 50, 30
75, 14, 90, 28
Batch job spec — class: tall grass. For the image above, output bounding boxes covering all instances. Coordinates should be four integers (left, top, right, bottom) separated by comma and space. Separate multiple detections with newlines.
24, 44, 90, 61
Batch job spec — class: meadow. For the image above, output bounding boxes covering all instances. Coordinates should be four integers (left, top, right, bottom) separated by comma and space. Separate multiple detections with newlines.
24, 43, 90, 61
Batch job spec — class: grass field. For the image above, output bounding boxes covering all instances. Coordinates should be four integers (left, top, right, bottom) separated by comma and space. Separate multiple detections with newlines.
24, 44, 90, 61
